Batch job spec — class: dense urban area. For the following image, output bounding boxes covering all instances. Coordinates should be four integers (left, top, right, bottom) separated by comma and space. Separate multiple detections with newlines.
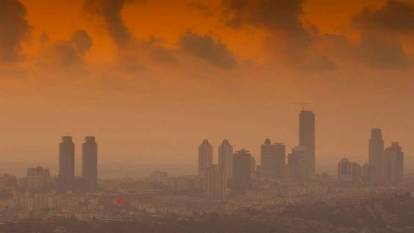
0, 111, 412, 233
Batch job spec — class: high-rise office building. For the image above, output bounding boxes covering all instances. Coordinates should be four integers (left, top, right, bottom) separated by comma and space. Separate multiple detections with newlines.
82, 136, 98, 191
205, 165, 226, 200
198, 139, 213, 178
351, 162, 363, 181
218, 139, 233, 184
368, 128, 385, 183
59, 136, 75, 185
384, 142, 404, 184
231, 149, 253, 193
288, 146, 311, 181
337, 158, 362, 182
299, 110, 316, 176
260, 139, 286, 178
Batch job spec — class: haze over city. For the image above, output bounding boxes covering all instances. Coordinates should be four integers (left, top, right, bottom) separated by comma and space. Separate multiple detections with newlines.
2, 1, 414, 232
0, 0, 414, 175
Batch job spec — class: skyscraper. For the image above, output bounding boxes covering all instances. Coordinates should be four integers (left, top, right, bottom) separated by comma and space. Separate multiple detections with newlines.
299, 110, 316, 176
82, 136, 98, 191
198, 139, 213, 178
260, 139, 286, 179
59, 136, 75, 186
231, 149, 253, 193
218, 139, 233, 184
384, 142, 404, 184
368, 128, 385, 183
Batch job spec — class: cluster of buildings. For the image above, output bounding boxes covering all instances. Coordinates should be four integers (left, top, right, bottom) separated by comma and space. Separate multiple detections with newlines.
338, 128, 404, 185
0, 112, 409, 220
0, 137, 99, 195
199, 110, 407, 200
198, 110, 317, 200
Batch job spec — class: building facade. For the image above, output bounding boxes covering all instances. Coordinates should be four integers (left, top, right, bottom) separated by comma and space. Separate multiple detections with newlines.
59, 136, 75, 186
299, 111, 316, 176
82, 136, 98, 191
384, 142, 404, 184
231, 150, 253, 193
338, 158, 363, 182
260, 139, 286, 179
288, 146, 312, 181
205, 165, 226, 200
369, 128, 385, 183
198, 140, 213, 178
218, 139, 233, 184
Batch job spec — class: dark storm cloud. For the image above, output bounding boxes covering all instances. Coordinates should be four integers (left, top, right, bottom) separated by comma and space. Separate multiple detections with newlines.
148, 45, 177, 64
323, 33, 410, 70
357, 33, 409, 69
220, 0, 412, 71
84, 0, 144, 48
50, 30, 93, 66
0, 0, 31, 62
187, 1, 213, 17
141, 37, 177, 64
71, 30, 93, 55
354, 0, 414, 34
221, 0, 337, 71
179, 30, 237, 69
347, 0, 413, 69
222, 0, 309, 41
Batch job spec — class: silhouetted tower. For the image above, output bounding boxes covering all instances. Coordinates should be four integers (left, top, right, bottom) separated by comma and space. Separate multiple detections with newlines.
299, 110, 316, 176
384, 142, 404, 184
198, 139, 213, 178
82, 136, 98, 191
288, 146, 311, 181
59, 136, 75, 184
218, 139, 233, 184
260, 139, 286, 178
368, 128, 385, 183
231, 149, 253, 193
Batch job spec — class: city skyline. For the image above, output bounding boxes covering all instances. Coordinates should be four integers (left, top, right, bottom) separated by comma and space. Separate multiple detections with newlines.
0, 110, 411, 178
21, 110, 398, 184
0, 0, 413, 173
0, 0, 414, 231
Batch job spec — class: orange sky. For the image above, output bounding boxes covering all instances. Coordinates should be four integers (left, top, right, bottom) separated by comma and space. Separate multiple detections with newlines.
0, 0, 413, 176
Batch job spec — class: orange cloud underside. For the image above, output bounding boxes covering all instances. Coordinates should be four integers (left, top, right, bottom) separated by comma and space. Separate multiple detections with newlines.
20, 0, 378, 61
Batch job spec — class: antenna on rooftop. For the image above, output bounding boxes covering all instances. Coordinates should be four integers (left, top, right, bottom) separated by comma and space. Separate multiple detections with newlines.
292, 102, 311, 111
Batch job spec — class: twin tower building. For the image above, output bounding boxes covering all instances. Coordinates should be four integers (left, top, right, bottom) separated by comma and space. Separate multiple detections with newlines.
58, 136, 98, 191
